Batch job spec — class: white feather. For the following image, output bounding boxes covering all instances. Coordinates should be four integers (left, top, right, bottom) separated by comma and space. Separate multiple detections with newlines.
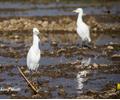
77, 18, 91, 42
27, 28, 41, 71
74, 8, 91, 43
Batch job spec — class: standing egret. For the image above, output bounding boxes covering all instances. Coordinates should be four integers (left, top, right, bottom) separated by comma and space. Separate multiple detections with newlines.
27, 28, 41, 71
73, 8, 91, 48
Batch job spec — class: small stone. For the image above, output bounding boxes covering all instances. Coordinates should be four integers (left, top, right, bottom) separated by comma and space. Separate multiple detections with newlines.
88, 65, 92, 69
55, 85, 59, 88
32, 94, 41, 98
21, 66, 24, 70
51, 21, 56, 26
93, 45, 97, 49
42, 21, 48, 27
57, 48, 66, 54
24, 70, 30, 74
75, 65, 81, 69
37, 20, 42, 25
11, 94, 16, 97
0, 44, 5, 48
99, 64, 107, 67
112, 27, 116, 30
51, 41, 57, 46
14, 35, 19, 39
50, 51, 54, 55
107, 45, 114, 50
111, 54, 120, 61
93, 27, 97, 31
58, 88, 66, 96
109, 42, 114, 45
92, 63, 98, 68
10, 19, 17, 24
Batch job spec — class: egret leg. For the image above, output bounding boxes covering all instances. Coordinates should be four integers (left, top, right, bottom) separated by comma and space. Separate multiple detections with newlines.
29, 70, 35, 82
82, 41, 92, 49
35, 69, 39, 83
30, 69, 39, 82
76, 38, 82, 48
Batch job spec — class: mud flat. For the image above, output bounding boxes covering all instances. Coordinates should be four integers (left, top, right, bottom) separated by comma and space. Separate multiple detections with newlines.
0, 1, 120, 99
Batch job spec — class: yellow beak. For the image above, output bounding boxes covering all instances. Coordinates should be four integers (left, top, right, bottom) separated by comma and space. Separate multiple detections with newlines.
72, 10, 76, 12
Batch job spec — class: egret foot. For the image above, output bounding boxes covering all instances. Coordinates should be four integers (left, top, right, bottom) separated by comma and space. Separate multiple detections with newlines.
82, 44, 93, 49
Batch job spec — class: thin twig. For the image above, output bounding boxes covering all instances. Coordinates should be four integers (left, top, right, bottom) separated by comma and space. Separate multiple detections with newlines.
17, 66, 38, 94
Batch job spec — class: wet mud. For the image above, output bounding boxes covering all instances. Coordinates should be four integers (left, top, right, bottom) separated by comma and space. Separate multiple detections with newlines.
0, 0, 120, 99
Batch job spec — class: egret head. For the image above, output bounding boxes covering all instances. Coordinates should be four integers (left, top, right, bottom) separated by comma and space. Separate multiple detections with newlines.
73, 8, 84, 16
33, 27, 40, 35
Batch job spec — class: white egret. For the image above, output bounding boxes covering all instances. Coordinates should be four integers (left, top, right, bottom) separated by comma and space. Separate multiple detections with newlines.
73, 8, 91, 48
27, 28, 41, 71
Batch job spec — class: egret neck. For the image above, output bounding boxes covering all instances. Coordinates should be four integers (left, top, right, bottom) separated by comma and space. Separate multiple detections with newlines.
77, 14, 83, 27
33, 34, 40, 49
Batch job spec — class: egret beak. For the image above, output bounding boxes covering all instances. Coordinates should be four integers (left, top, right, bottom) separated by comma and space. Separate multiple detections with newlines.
72, 10, 76, 13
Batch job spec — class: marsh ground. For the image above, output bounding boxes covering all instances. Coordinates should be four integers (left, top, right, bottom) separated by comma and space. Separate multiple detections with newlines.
0, 0, 120, 99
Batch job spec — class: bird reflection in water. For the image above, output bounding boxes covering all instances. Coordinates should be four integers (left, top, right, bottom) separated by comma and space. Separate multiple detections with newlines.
76, 57, 91, 94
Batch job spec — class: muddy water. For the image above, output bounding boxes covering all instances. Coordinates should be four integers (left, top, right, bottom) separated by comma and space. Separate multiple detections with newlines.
0, 1, 119, 17
0, 0, 120, 99
0, 31, 120, 98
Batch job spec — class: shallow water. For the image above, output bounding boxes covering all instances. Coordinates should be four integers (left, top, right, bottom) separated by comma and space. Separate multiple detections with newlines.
0, 1, 119, 17
0, 31, 120, 98
0, 0, 120, 98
